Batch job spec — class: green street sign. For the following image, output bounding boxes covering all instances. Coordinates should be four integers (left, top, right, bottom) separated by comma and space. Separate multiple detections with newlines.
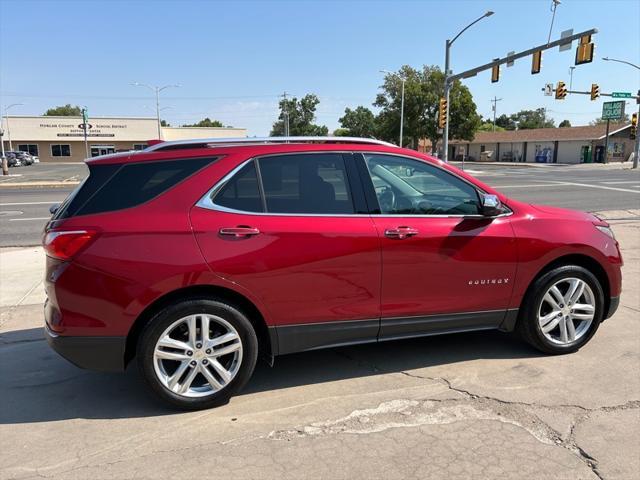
602, 101, 626, 120
611, 92, 632, 98
82, 108, 88, 123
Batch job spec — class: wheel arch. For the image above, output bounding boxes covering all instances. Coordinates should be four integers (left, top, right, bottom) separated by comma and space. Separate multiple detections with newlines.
124, 284, 274, 367
519, 253, 610, 317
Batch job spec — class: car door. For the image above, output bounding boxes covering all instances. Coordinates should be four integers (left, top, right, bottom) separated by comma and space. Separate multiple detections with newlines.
190, 152, 381, 354
356, 152, 518, 340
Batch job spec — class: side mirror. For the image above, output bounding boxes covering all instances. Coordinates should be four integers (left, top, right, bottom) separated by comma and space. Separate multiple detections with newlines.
49, 203, 60, 215
480, 194, 503, 217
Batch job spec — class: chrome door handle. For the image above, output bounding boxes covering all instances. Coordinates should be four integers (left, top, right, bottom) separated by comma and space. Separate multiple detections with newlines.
219, 227, 261, 237
384, 226, 419, 239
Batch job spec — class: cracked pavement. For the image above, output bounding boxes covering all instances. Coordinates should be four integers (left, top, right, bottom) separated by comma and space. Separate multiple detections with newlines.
1, 215, 639, 480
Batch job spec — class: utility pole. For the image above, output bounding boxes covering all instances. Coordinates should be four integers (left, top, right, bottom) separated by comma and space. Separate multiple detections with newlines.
0, 124, 6, 176
281, 92, 290, 137
569, 66, 576, 90
491, 96, 503, 131
4, 103, 24, 151
81, 107, 89, 158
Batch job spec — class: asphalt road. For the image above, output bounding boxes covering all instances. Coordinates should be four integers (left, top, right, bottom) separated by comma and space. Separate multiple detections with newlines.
0, 163, 638, 247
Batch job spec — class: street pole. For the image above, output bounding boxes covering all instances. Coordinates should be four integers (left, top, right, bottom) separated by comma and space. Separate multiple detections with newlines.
81, 107, 89, 158
569, 66, 576, 90
491, 96, 503, 132
0, 127, 7, 176
443, 39, 451, 161
603, 119, 610, 164
442, 11, 494, 162
131, 83, 180, 140
281, 92, 290, 137
634, 103, 639, 169
399, 78, 405, 147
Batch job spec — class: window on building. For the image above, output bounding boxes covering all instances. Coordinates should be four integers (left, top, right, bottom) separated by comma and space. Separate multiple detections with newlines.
51, 144, 71, 157
18, 144, 39, 156
258, 154, 354, 214
133, 144, 147, 151
480, 145, 486, 153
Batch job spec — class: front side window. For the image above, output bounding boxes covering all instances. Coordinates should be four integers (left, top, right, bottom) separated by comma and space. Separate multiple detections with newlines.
51, 144, 71, 157
258, 154, 354, 214
364, 154, 481, 215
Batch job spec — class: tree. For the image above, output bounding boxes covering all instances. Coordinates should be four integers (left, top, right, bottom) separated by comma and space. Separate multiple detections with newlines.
495, 114, 517, 130
333, 128, 351, 137
558, 119, 572, 128
338, 106, 377, 137
182, 117, 224, 128
477, 122, 505, 132
374, 65, 480, 151
510, 108, 555, 129
590, 113, 630, 125
271, 94, 328, 136
44, 104, 82, 116
160, 119, 171, 127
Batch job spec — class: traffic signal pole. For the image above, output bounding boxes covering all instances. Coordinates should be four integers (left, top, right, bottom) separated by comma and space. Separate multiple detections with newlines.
442, 27, 597, 162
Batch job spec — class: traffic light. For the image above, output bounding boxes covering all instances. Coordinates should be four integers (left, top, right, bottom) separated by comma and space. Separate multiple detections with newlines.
531, 51, 542, 75
555, 81, 567, 100
438, 98, 448, 129
491, 64, 500, 83
631, 113, 638, 140
590, 83, 600, 101
575, 34, 595, 65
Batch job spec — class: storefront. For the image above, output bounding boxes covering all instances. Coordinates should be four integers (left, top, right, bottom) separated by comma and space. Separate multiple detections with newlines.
1, 116, 247, 162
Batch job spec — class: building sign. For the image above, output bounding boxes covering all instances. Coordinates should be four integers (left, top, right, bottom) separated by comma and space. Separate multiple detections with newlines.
39, 121, 129, 138
601, 101, 626, 121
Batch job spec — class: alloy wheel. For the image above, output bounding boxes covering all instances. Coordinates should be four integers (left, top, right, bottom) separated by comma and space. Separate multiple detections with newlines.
538, 277, 596, 345
153, 314, 243, 397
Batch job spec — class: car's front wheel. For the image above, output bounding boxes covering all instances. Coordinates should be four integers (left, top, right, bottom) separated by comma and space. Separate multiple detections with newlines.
137, 298, 258, 410
518, 265, 604, 354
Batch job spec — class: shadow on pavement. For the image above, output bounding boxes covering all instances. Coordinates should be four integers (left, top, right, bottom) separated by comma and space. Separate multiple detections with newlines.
1, 327, 540, 424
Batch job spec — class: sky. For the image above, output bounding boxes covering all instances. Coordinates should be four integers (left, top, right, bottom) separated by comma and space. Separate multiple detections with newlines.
1, 0, 639, 136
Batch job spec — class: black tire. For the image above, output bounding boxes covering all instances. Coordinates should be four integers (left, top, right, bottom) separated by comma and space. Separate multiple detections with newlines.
137, 297, 258, 410
518, 265, 604, 355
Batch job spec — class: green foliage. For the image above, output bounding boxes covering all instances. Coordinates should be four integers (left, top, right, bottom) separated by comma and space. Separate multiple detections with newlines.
374, 65, 480, 150
160, 119, 170, 127
333, 128, 351, 137
494, 114, 517, 130
590, 113, 630, 125
510, 108, 555, 129
558, 119, 572, 128
44, 104, 82, 116
182, 118, 224, 128
271, 94, 329, 136
338, 106, 377, 137
478, 122, 505, 132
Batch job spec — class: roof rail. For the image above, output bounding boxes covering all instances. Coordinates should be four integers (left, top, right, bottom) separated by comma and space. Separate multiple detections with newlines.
143, 136, 397, 152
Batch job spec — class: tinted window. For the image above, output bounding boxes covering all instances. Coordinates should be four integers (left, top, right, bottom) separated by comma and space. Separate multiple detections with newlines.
56, 157, 214, 218
258, 154, 354, 214
364, 154, 480, 215
213, 161, 263, 212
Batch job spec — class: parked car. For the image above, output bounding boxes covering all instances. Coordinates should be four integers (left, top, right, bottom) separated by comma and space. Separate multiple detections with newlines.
5, 152, 21, 167
7, 151, 33, 166
44, 137, 622, 409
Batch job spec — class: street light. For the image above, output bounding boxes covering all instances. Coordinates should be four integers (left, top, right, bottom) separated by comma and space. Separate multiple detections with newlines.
602, 57, 640, 169
131, 83, 180, 139
4, 103, 24, 151
442, 11, 494, 162
380, 70, 406, 147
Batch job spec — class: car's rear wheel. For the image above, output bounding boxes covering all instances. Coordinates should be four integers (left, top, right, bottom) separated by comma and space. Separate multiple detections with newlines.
518, 265, 604, 354
137, 298, 258, 410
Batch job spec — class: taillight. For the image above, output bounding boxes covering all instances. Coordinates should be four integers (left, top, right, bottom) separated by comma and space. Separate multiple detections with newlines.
43, 230, 98, 260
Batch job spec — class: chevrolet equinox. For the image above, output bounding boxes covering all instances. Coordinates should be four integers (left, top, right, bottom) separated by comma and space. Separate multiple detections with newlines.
44, 137, 622, 409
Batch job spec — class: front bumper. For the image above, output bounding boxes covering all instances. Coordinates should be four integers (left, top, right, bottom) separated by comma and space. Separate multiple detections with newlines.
44, 324, 126, 372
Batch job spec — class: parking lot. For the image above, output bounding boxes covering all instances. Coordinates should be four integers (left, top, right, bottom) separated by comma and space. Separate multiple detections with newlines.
1, 161, 639, 479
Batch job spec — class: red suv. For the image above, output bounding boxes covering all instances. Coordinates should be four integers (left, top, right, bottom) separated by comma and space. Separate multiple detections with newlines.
44, 137, 622, 409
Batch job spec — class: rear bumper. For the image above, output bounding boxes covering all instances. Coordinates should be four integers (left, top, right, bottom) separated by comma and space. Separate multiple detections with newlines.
605, 296, 620, 320
44, 324, 126, 372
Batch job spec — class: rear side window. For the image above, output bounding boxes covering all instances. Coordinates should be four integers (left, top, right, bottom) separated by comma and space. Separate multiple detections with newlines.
258, 154, 354, 214
213, 162, 263, 212
55, 157, 215, 218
